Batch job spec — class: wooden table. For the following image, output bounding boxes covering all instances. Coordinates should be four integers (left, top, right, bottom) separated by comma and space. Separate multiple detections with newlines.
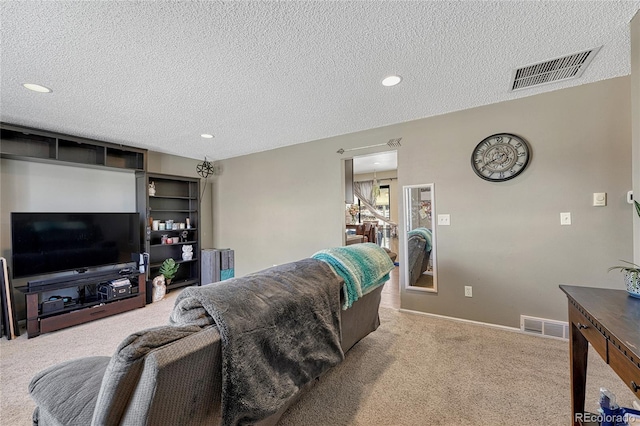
559, 285, 640, 425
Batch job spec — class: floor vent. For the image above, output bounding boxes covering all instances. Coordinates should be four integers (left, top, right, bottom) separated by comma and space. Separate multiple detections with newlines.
510, 46, 601, 91
520, 315, 569, 339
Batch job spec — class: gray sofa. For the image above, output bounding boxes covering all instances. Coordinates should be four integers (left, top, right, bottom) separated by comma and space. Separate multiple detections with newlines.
29, 258, 386, 426
407, 231, 431, 287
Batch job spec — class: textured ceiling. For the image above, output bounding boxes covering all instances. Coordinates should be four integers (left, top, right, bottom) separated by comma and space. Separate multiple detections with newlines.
1, 1, 639, 162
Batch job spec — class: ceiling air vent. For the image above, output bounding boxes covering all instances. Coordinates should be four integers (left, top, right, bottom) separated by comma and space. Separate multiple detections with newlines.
510, 46, 601, 91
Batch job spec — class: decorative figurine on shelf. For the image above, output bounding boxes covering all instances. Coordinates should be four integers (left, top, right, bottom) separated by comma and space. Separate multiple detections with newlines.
148, 181, 156, 196
180, 230, 188, 242
182, 245, 193, 261
152, 275, 166, 302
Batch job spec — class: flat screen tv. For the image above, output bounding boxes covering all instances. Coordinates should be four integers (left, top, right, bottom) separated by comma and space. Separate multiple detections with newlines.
11, 212, 140, 279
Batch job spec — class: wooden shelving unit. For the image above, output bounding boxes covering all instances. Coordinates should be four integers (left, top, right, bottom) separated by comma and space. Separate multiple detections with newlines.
1, 123, 150, 332
137, 173, 201, 295
0, 123, 146, 171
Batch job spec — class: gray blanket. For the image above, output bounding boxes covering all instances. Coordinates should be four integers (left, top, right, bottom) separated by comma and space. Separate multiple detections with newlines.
170, 258, 345, 426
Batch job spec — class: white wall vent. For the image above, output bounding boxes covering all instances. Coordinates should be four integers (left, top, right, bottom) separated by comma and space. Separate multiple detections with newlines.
520, 315, 569, 339
510, 46, 601, 91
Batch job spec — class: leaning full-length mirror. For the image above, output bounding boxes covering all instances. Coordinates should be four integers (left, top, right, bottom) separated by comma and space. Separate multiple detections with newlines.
403, 184, 436, 292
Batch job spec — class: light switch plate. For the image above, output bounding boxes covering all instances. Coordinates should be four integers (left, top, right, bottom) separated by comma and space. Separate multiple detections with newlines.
437, 214, 450, 226
560, 212, 572, 225
593, 192, 606, 207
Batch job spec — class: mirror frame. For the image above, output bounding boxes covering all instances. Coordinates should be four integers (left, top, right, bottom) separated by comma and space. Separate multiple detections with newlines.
402, 183, 437, 293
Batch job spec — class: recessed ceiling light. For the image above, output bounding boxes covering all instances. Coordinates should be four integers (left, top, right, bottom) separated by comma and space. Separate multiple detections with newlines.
23, 83, 52, 93
200, 134, 214, 139
374, 162, 380, 165
381, 75, 402, 87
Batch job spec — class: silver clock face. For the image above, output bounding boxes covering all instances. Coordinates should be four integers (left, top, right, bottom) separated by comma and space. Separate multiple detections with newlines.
471, 133, 530, 182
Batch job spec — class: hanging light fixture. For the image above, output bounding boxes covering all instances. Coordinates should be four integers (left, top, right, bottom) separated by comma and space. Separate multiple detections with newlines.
196, 157, 214, 178
195, 157, 215, 208
372, 170, 380, 200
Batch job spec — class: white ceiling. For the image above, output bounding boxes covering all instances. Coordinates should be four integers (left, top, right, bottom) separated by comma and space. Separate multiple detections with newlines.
353, 151, 397, 174
1, 1, 639, 162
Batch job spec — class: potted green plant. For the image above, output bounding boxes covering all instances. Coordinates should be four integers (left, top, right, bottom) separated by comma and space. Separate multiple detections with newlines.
159, 258, 180, 285
609, 200, 640, 297
608, 260, 640, 298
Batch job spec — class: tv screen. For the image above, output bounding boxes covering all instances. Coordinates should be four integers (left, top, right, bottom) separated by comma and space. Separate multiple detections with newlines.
11, 212, 140, 279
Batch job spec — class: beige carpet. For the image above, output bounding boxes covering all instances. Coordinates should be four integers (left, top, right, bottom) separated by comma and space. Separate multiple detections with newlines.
1, 290, 636, 425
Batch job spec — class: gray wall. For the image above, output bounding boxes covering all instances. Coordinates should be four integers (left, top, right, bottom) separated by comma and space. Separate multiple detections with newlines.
213, 76, 633, 328
212, 142, 346, 271
632, 12, 640, 266
398, 77, 631, 326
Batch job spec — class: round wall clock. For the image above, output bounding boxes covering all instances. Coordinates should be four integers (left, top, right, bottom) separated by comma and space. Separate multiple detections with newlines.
471, 133, 531, 182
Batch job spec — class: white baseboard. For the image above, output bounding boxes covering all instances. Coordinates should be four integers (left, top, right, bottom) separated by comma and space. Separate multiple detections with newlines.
398, 308, 535, 336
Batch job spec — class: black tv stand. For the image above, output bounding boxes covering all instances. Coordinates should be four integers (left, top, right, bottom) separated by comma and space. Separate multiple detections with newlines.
21, 271, 146, 338
27, 268, 125, 290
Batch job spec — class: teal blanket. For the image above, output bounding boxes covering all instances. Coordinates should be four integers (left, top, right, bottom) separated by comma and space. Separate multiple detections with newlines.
312, 243, 395, 309
408, 227, 432, 252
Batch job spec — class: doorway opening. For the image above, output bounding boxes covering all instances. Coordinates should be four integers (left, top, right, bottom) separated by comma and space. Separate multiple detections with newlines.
345, 151, 399, 308
347, 150, 398, 247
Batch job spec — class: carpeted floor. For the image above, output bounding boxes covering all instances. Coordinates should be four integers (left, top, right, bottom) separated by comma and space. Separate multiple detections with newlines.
0, 289, 636, 425
279, 308, 637, 425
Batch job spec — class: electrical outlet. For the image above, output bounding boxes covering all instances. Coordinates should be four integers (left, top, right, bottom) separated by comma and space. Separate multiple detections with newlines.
437, 214, 451, 226
464, 286, 472, 297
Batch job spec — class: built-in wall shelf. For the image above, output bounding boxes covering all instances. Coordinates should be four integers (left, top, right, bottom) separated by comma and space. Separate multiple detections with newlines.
136, 172, 201, 298
0, 123, 147, 172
